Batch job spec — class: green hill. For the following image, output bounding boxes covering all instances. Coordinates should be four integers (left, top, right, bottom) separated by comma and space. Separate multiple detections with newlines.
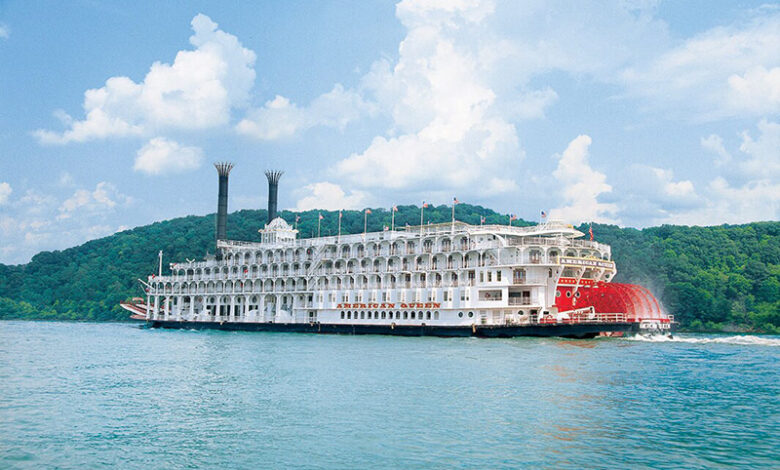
0, 204, 778, 332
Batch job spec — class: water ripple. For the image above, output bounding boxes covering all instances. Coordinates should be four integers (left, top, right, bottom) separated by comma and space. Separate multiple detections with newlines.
0, 322, 778, 469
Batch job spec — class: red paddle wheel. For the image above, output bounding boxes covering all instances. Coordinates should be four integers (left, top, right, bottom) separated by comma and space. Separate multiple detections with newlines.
575, 282, 669, 323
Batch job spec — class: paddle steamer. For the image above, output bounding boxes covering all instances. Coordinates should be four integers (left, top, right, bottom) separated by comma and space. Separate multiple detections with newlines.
121, 164, 673, 338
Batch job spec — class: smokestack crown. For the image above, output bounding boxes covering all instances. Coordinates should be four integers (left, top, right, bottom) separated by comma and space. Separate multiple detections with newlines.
215, 162, 234, 177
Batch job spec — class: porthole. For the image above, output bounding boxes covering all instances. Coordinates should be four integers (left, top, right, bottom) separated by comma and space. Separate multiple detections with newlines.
468, 311, 474, 318
555, 290, 561, 298
565, 291, 572, 298
575, 292, 581, 298
458, 312, 464, 318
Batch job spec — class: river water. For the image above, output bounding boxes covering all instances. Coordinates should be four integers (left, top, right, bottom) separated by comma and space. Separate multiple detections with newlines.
0, 321, 778, 469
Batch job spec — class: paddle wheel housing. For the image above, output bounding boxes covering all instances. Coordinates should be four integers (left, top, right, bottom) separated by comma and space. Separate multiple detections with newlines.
556, 281, 670, 323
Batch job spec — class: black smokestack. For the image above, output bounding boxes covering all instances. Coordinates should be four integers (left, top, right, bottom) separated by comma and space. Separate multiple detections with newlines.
265, 170, 283, 224
214, 162, 234, 242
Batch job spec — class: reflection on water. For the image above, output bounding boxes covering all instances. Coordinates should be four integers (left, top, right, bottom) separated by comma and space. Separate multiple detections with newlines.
0, 322, 778, 469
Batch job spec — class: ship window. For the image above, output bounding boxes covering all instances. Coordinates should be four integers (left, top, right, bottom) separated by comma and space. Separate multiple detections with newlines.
555, 290, 562, 297
395, 311, 400, 319
458, 312, 463, 318
341, 311, 345, 319
404, 312, 409, 319
565, 291, 572, 298
468, 311, 474, 318
575, 292, 581, 298
426, 311, 431, 320
381, 311, 386, 319
374, 311, 379, 319
487, 271, 492, 282
347, 311, 351, 319
497, 271, 501, 282
434, 312, 439, 320
360, 312, 365, 319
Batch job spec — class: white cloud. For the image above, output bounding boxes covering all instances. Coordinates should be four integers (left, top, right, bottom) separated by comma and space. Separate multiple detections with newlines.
332, 0, 521, 197
58, 171, 76, 187
727, 66, 780, 115
550, 135, 618, 223
620, 12, 780, 119
294, 182, 367, 211
0, 184, 133, 264
58, 182, 130, 219
34, 14, 256, 144
237, 84, 374, 140
0, 182, 11, 204
0, 24, 9, 39
134, 137, 204, 175
671, 177, 780, 226
700, 134, 732, 166
738, 119, 780, 178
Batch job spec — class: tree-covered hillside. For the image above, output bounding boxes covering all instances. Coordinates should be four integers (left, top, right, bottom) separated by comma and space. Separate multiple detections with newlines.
0, 204, 778, 332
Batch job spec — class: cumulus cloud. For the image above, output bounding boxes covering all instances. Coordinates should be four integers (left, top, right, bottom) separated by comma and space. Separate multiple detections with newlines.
34, 14, 256, 144
334, 0, 521, 197
58, 182, 131, 220
237, 85, 374, 140
0, 182, 11, 204
134, 137, 204, 175
620, 12, 780, 119
294, 182, 367, 211
701, 134, 732, 166
550, 135, 618, 223
738, 119, 780, 178
0, 185, 132, 264
727, 66, 780, 116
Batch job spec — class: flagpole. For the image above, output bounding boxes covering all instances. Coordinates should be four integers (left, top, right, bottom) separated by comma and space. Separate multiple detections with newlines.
337, 211, 342, 244
391, 206, 395, 233
451, 201, 455, 233
317, 212, 321, 238
420, 203, 424, 237
364, 210, 368, 240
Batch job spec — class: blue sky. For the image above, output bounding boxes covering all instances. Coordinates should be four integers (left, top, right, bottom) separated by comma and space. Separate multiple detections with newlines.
0, 0, 778, 264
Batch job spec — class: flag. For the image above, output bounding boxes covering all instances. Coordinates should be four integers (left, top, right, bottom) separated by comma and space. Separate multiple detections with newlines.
365, 209, 372, 214
295, 215, 300, 222
510, 214, 517, 221
339, 210, 342, 219
384, 225, 389, 231
318, 213, 323, 220
589, 223, 594, 241
480, 216, 486, 224
392, 205, 398, 212
453, 197, 460, 204
541, 210, 547, 218
422, 201, 429, 208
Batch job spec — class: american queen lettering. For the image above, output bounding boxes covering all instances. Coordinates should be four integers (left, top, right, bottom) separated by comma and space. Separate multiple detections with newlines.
336, 303, 442, 310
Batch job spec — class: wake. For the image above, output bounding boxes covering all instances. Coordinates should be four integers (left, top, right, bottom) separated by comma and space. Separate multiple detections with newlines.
625, 334, 780, 347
